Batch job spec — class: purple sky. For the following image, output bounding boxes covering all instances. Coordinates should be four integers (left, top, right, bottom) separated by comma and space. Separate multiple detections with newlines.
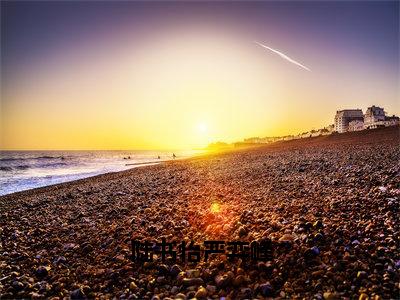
2, 1, 398, 83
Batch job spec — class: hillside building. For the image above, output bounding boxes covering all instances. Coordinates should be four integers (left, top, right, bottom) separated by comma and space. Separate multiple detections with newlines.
334, 109, 364, 133
364, 106, 386, 129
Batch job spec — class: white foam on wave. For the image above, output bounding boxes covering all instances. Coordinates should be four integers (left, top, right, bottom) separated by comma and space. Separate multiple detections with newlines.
0, 150, 203, 196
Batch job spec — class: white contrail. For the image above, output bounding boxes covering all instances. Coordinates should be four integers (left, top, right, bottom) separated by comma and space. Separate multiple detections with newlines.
255, 41, 311, 71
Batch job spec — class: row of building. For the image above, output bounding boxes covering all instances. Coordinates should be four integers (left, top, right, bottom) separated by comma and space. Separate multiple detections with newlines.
334, 105, 399, 133
241, 124, 336, 145
235, 105, 398, 146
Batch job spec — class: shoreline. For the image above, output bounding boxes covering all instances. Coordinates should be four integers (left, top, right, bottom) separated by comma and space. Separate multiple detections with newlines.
0, 161, 165, 199
0, 153, 207, 198
2, 126, 396, 200
1, 126, 399, 299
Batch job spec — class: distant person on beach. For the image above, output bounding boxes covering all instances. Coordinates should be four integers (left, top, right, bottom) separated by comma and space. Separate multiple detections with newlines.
172, 153, 176, 159
157, 155, 161, 159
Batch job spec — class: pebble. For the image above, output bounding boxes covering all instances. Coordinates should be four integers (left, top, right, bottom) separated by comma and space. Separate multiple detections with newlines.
170, 265, 182, 277
314, 233, 324, 242
35, 266, 49, 278
259, 283, 274, 297
279, 234, 294, 242
233, 274, 245, 286
130, 281, 138, 290
53, 256, 67, 265
157, 264, 170, 276
304, 247, 320, 260
215, 272, 234, 288
70, 288, 85, 299
182, 278, 204, 287
156, 276, 166, 284
238, 226, 248, 237
312, 270, 324, 277
323, 292, 338, 300
313, 220, 324, 229
359, 293, 369, 300
206, 285, 217, 294
311, 246, 320, 255
186, 269, 200, 278
241, 287, 252, 298
195, 286, 207, 299
357, 271, 367, 279
12, 281, 24, 291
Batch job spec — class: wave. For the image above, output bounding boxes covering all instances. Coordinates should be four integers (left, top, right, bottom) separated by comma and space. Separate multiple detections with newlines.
37, 156, 66, 160
39, 162, 69, 168
0, 157, 24, 162
15, 165, 30, 170
0, 155, 68, 162
0, 166, 13, 171
0, 165, 30, 172
0, 162, 68, 172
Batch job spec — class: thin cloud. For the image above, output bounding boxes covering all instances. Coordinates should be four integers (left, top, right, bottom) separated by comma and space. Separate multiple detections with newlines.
255, 41, 311, 71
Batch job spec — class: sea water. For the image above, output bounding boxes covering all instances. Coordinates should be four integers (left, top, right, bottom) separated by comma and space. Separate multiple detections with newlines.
0, 150, 202, 196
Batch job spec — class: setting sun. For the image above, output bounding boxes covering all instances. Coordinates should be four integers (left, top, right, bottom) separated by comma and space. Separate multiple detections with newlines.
196, 122, 208, 134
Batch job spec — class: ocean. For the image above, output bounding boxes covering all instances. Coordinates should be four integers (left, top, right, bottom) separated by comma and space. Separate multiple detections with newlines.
0, 150, 202, 196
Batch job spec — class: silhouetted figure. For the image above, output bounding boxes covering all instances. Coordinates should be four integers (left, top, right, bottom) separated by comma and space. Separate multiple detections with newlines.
172, 153, 176, 159
157, 155, 161, 159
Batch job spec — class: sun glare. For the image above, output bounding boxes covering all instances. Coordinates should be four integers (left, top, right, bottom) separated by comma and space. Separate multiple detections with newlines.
210, 202, 221, 213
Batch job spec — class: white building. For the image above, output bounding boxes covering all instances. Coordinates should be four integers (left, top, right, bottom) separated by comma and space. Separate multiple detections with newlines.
243, 137, 264, 144
384, 115, 400, 127
366, 115, 400, 129
364, 106, 386, 129
334, 109, 364, 133
348, 120, 364, 131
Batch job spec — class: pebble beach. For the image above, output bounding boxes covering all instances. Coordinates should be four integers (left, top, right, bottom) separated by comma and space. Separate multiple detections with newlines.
1, 126, 399, 299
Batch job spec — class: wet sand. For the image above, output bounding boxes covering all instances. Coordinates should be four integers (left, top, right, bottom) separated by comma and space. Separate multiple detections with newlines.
1, 126, 399, 299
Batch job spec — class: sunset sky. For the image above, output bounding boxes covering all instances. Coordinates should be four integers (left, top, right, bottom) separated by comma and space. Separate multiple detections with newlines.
1, 1, 399, 150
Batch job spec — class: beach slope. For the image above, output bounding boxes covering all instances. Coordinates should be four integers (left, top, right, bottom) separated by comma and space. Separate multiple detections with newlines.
1, 126, 399, 299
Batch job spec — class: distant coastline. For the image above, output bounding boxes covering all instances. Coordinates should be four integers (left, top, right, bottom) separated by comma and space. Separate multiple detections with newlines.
207, 104, 399, 150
